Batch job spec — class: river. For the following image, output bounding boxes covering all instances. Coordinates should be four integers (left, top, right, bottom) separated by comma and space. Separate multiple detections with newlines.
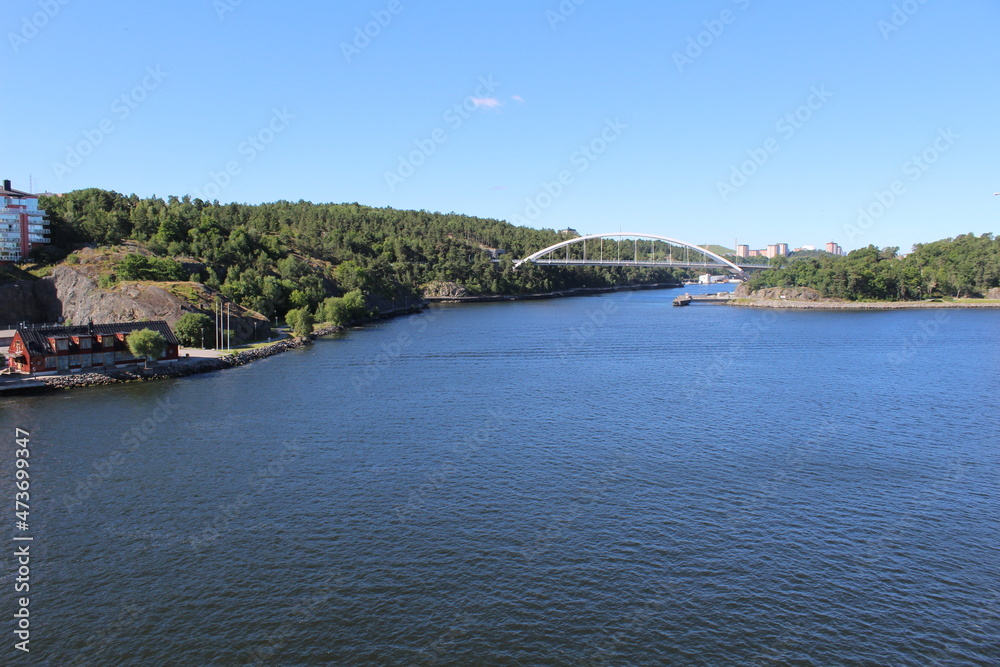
3, 285, 999, 665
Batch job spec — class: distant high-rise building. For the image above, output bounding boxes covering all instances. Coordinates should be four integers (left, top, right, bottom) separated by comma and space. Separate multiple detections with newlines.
736, 244, 749, 257
1, 180, 49, 263
776, 243, 789, 256
766, 244, 779, 258
825, 241, 843, 256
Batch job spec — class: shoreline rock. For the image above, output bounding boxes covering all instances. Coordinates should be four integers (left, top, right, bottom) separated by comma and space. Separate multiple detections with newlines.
729, 284, 1000, 309
424, 282, 683, 303
729, 298, 1000, 310
27, 304, 427, 392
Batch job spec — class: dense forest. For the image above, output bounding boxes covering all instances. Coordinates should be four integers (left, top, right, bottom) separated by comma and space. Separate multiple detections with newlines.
745, 234, 1000, 300
32, 189, 689, 322
20, 190, 998, 323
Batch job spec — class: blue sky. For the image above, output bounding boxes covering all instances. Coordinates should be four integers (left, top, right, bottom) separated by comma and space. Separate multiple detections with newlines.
5, 0, 999, 252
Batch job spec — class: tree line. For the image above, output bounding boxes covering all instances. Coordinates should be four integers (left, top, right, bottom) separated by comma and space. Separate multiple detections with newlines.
36, 189, 688, 326
745, 234, 1000, 300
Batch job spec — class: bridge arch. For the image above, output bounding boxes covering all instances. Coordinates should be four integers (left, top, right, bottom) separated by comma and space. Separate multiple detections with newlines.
514, 232, 747, 278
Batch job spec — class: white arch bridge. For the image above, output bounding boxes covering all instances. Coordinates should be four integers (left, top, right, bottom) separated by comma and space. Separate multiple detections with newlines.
513, 233, 768, 280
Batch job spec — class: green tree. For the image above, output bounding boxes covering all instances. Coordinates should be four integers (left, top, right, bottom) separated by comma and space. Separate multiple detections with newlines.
294, 309, 315, 337
334, 260, 371, 293
127, 329, 166, 368
317, 290, 368, 326
173, 312, 215, 348
116, 254, 186, 281
286, 308, 314, 337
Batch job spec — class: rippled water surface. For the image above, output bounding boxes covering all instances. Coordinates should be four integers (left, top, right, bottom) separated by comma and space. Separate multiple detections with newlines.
4, 287, 1000, 665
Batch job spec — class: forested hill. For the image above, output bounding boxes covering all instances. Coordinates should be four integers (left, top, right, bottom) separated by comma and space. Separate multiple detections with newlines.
745, 234, 1000, 301
34, 188, 685, 321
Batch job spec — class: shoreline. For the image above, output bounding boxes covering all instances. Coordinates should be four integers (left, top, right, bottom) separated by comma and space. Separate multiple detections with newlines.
22, 284, 991, 394
0, 305, 428, 395
728, 298, 1000, 310
1, 283, 689, 395
424, 281, 683, 303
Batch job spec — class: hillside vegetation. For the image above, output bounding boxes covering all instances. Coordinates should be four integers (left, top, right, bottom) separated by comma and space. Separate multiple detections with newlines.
746, 235, 1000, 300
34, 189, 688, 323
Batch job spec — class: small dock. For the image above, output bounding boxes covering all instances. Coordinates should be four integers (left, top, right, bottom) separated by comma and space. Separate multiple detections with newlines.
0, 379, 52, 396
673, 293, 734, 307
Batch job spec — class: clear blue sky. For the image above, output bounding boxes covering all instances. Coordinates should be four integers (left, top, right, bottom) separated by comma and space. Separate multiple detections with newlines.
5, 0, 999, 252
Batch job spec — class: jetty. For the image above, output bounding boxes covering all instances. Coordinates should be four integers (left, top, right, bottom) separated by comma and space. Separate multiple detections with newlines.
673, 293, 734, 307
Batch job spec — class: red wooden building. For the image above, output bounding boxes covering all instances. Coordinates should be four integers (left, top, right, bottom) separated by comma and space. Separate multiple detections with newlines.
6, 321, 179, 374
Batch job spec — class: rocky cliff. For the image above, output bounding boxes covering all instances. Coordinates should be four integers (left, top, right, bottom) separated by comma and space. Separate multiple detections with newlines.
0, 277, 61, 325
733, 284, 834, 302
1, 265, 266, 342
422, 281, 470, 299
53, 265, 187, 324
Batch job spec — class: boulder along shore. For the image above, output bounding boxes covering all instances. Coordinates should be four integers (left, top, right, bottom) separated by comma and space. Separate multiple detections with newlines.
728, 285, 1000, 310
32, 306, 426, 391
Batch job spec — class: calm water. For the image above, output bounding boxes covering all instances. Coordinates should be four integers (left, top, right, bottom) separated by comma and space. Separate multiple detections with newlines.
3, 286, 999, 666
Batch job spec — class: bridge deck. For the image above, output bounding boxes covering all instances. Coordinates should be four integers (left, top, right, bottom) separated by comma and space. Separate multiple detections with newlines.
525, 259, 766, 270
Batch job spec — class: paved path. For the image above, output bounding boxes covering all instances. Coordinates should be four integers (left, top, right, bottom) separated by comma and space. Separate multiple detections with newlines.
180, 329, 292, 358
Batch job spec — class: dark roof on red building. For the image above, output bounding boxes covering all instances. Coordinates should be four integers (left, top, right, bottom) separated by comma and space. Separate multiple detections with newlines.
0, 179, 36, 198
14, 321, 178, 356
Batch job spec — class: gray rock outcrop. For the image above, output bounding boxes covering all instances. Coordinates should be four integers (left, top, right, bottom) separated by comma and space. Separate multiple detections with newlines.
421, 281, 469, 298
2, 265, 266, 342
733, 284, 832, 301
0, 278, 60, 325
